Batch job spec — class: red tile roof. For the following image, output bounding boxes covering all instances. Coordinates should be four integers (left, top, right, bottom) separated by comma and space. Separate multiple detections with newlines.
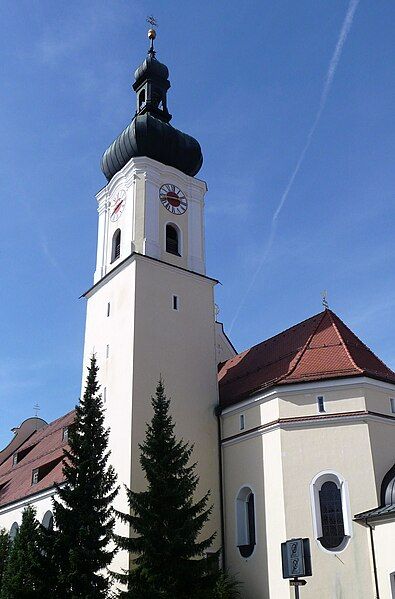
219, 309, 395, 408
0, 410, 75, 509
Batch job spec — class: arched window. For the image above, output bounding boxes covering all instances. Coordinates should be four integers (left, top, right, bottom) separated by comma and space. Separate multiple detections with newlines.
42, 510, 54, 531
311, 471, 351, 552
166, 224, 180, 256
236, 486, 256, 558
111, 229, 121, 263
9, 522, 19, 540
139, 89, 146, 110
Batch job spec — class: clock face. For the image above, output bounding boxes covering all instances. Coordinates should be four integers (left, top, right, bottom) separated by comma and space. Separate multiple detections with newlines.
159, 184, 188, 215
110, 189, 126, 222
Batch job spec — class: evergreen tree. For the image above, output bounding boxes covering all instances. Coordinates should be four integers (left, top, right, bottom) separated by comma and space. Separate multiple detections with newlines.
0, 506, 46, 599
115, 380, 217, 599
53, 354, 118, 598
0, 528, 10, 591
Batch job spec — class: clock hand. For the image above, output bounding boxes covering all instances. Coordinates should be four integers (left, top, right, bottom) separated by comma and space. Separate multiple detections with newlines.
111, 201, 123, 215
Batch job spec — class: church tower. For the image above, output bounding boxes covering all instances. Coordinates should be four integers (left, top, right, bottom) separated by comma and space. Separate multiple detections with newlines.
81, 28, 221, 576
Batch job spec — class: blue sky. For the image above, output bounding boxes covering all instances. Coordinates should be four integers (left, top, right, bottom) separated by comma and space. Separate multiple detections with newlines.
0, 1, 394, 445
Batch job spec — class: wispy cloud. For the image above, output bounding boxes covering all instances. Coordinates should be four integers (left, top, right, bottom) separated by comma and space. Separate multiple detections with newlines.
229, 0, 361, 333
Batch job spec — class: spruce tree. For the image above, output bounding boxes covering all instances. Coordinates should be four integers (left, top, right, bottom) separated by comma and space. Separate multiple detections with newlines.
53, 354, 118, 598
0, 506, 45, 599
115, 380, 217, 599
0, 528, 10, 591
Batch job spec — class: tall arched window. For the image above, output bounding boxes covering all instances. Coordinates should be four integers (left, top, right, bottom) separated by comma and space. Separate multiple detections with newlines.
236, 486, 256, 558
111, 229, 121, 263
139, 89, 146, 110
166, 224, 180, 256
42, 510, 54, 531
311, 471, 351, 552
9, 522, 19, 540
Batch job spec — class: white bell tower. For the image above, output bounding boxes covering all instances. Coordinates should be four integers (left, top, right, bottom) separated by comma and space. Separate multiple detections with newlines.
81, 28, 221, 579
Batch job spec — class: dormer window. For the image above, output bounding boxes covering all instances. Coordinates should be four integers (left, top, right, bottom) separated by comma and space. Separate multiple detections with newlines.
32, 469, 39, 485
111, 229, 121, 263
166, 224, 180, 256
30, 456, 63, 487
12, 443, 37, 466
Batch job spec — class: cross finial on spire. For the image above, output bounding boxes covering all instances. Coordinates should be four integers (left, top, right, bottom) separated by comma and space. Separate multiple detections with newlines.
146, 15, 158, 56
321, 290, 329, 310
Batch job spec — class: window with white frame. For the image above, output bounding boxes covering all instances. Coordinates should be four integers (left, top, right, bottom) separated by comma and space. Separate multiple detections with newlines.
236, 486, 256, 558
42, 510, 54, 531
390, 398, 395, 414
310, 471, 352, 552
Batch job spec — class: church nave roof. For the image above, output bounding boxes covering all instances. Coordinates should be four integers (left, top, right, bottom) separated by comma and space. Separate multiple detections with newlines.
218, 309, 395, 407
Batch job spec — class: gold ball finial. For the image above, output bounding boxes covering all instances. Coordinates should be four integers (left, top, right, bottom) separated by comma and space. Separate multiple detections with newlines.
148, 28, 156, 40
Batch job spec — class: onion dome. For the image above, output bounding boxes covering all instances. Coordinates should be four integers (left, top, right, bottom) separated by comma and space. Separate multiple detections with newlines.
101, 29, 203, 181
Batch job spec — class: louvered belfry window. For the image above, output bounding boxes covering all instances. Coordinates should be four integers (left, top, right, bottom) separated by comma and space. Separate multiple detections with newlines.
166, 224, 180, 256
111, 229, 121, 263
318, 481, 345, 549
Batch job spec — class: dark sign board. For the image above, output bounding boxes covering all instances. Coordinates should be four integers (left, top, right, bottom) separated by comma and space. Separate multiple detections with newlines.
281, 538, 312, 579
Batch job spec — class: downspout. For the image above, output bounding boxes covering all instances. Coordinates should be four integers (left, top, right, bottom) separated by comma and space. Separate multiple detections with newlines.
215, 405, 226, 568
365, 518, 380, 599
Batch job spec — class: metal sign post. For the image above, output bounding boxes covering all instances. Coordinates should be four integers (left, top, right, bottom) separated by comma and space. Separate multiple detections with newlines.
290, 577, 307, 599
281, 538, 312, 598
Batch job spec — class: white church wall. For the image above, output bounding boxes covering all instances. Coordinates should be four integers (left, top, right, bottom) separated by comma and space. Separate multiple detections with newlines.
220, 379, 395, 598
222, 434, 273, 599
0, 490, 55, 533
94, 157, 207, 284
281, 421, 376, 598
82, 258, 137, 577
278, 385, 366, 419
129, 254, 221, 549
367, 418, 395, 505
214, 322, 236, 365
370, 520, 395, 599
83, 250, 221, 584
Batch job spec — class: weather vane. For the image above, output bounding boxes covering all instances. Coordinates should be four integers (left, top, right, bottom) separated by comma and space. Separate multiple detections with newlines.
321, 290, 329, 310
33, 402, 40, 418
146, 15, 158, 55
146, 15, 158, 29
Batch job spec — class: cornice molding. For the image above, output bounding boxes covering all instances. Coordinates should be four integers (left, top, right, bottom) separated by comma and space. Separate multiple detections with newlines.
221, 410, 395, 447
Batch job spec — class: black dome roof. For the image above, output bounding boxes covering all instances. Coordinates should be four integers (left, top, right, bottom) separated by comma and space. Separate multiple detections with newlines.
101, 114, 203, 181
101, 42, 203, 181
134, 55, 169, 83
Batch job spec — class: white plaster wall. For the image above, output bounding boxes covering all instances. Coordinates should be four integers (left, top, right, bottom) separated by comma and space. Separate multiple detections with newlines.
222, 434, 272, 599
0, 491, 56, 532
130, 255, 221, 550
82, 252, 221, 587
281, 422, 376, 599
94, 157, 207, 283
82, 259, 136, 577
371, 520, 395, 599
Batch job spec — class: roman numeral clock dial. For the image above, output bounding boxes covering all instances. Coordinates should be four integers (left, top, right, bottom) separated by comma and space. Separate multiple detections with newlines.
110, 189, 126, 222
159, 184, 188, 215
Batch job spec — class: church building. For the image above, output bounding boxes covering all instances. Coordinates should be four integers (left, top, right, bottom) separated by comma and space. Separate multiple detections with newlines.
1, 28, 395, 599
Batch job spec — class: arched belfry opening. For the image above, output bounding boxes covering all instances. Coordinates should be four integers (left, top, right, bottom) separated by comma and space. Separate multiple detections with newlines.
165, 224, 180, 256
111, 229, 121, 263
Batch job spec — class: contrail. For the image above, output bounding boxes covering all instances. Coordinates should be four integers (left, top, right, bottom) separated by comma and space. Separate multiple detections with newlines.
229, 0, 360, 333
